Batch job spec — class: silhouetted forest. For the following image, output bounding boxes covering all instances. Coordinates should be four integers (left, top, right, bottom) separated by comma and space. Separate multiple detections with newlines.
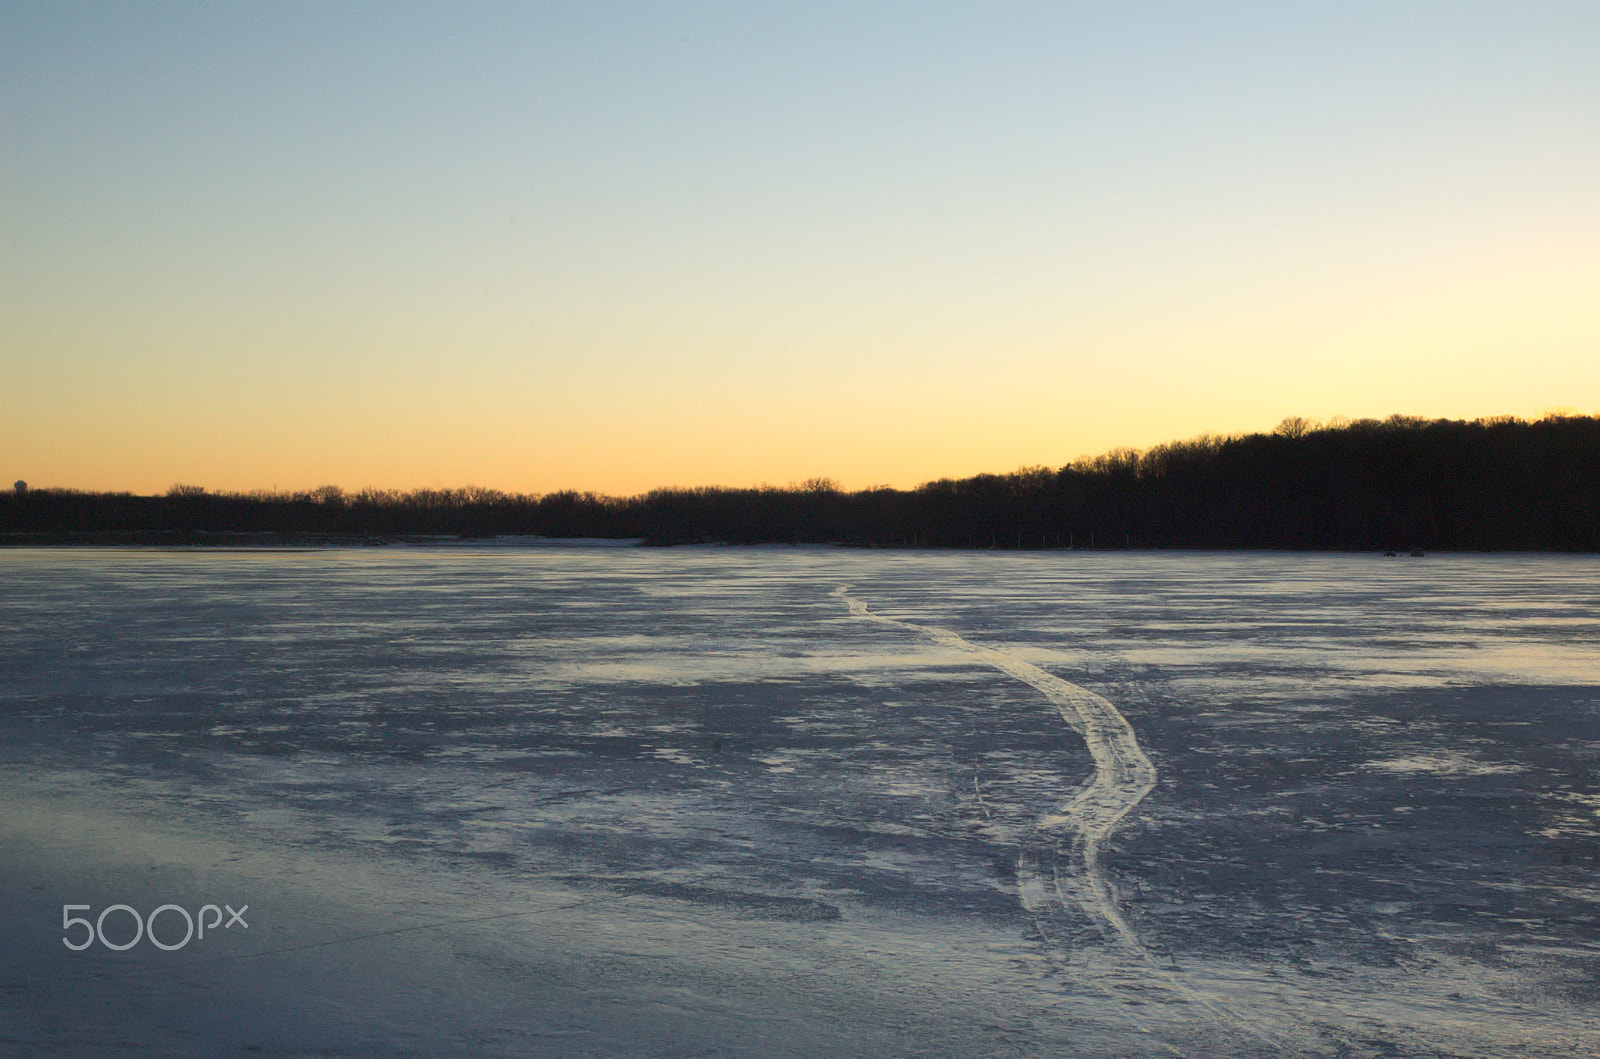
6, 414, 1598, 551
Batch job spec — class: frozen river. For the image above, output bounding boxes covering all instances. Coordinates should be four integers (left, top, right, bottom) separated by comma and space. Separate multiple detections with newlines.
2, 547, 1598, 1055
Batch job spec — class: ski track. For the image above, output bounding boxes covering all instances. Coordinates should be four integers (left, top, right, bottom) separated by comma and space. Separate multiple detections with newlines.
834, 585, 1283, 1050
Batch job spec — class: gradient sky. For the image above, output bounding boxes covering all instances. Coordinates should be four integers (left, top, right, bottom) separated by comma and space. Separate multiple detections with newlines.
5, 2, 1597, 495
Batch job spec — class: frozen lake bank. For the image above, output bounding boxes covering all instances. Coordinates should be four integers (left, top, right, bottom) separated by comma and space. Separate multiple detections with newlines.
3, 549, 1598, 1055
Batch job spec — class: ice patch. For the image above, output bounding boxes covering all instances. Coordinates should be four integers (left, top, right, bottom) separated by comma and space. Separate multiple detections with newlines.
1366, 752, 1523, 776
757, 756, 797, 774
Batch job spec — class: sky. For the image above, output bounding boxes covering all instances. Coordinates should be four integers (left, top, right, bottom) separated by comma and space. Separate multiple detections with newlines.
4, 2, 1597, 496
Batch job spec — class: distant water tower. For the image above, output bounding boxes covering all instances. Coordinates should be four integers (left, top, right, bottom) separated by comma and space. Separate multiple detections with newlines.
12, 481, 24, 495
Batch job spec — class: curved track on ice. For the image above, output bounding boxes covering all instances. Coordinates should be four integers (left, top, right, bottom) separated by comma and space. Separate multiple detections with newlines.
835, 586, 1280, 1048
833, 586, 1155, 946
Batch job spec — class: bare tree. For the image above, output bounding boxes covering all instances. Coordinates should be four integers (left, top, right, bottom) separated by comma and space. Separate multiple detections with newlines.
1273, 416, 1314, 438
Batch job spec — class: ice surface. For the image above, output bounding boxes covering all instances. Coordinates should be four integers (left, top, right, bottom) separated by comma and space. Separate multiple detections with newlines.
2, 548, 1599, 1055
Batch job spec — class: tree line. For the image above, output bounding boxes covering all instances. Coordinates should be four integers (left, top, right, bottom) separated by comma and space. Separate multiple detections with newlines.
5, 413, 1597, 550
